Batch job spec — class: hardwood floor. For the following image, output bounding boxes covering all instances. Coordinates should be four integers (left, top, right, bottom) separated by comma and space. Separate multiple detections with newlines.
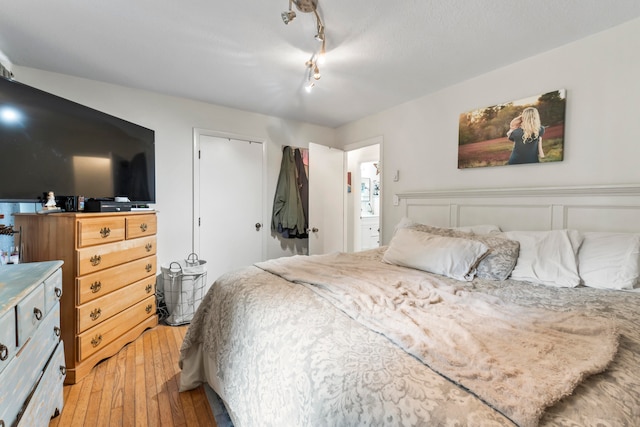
49, 324, 217, 427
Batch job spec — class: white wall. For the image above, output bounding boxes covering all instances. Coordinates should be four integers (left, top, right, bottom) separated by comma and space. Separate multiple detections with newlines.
336, 17, 640, 245
13, 66, 335, 267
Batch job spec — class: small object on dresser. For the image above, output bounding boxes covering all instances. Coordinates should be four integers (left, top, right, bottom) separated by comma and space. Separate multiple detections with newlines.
44, 191, 57, 209
38, 191, 63, 214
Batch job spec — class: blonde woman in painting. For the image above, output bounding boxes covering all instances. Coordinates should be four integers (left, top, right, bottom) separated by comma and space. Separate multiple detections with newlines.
506, 107, 545, 164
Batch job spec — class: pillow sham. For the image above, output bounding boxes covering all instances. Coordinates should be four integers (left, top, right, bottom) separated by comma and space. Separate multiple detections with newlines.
453, 224, 502, 234
578, 232, 640, 290
403, 223, 520, 281
502, 229, 583, 288
382, 228, 489, 281
394, 217, 501, 235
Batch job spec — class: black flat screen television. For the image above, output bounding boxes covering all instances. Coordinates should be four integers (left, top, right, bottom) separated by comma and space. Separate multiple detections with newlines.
0, 77, 155, 205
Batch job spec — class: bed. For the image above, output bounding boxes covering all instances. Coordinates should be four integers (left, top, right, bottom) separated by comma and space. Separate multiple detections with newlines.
179, 185, 640, 426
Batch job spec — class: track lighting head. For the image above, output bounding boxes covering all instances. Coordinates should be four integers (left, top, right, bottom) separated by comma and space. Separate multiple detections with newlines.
305, 81, 315, 93
281, 10, 296, 24
305, 58, 321, 81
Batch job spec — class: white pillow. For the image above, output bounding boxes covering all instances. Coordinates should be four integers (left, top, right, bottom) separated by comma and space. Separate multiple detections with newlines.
578, 232, 640, 290
383, 228, 489, 281
502, 229, 583, 287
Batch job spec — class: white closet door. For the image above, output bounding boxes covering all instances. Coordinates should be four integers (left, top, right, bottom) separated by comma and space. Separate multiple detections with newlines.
195, 134, 264, 285
308, 142, 345, 255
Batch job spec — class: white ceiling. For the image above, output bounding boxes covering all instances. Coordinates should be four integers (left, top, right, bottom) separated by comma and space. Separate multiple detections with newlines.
1, 1, 640, 128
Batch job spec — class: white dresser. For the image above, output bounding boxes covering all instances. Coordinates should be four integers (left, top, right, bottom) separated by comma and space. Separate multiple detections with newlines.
0, 261, 65, 427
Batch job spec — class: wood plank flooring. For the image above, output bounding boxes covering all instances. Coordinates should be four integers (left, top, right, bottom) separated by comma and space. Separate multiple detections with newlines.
49, 324, 217, 427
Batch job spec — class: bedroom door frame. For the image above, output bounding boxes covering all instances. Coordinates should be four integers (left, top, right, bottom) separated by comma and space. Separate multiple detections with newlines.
344, 136, 384, 252
192, 128, 267, 280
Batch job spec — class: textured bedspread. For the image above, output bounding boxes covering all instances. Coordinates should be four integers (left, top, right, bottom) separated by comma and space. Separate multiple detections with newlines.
179, 248, 640, 427
256, 253, 618, 427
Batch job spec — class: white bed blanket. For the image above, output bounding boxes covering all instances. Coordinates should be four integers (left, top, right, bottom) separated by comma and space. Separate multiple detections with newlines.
256, 252, 619, 427
180, 248, 640, 426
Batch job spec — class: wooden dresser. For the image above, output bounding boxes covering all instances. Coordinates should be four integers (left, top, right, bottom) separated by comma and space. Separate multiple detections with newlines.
0, 261, 65, 426
14, 211, 158, 384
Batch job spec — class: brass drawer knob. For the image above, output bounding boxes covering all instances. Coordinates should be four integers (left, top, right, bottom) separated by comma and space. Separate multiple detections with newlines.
33, 307, 43, 321
91, 334, 103, 348
54, 326, 61, 337
145, 284, 153, 294
90, 281, 102, 293
90, 255, 102, 266
145, 243, 153, 252
0, 344, 8, 361
90, 308, 102, 321
99, 227, 111, 238
145, 263, 153, 273
145, 304, 153, 314
140, 223, 148, 232
55, 287, 63, 298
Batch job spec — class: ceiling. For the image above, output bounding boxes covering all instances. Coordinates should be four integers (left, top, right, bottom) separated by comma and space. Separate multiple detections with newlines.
1, 1, 640, 128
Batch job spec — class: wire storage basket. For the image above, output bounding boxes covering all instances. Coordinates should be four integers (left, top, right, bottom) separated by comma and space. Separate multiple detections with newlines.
158, 253, 207, 326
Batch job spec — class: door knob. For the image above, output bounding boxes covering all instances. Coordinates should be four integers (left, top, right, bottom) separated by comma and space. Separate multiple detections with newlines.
255, 223, 262, 231
308, 227, 319, 233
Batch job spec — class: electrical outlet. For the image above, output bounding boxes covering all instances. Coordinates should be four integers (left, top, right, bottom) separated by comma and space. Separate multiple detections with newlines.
393, 195, 399, 206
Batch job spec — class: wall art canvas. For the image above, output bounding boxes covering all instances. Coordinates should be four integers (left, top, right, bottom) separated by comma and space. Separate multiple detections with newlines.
458, 89, 566, 169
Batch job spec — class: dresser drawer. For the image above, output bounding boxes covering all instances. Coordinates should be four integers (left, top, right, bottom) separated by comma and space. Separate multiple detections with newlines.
17, 341, 65, 427
77, 235, 156, 275
0, 309, 17, 375
76, 255, 156, 305
77, 217, 126, 247
0, 302, 60, 426
16, 283, 46, 347
77, 278, 157, 333
44, 268, 63, 313
126, 214, 157, 239
77, 295, 156, 361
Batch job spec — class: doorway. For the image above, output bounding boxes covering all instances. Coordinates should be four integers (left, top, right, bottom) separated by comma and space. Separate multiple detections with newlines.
345, 137, 382, 252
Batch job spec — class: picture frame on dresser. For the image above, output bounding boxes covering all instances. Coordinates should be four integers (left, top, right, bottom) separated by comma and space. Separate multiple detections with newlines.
13, 211, 158, 384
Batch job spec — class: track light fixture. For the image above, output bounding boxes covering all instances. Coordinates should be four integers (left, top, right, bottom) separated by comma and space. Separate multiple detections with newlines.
317, 39, 326, 65
281, 0, 326, 92
305, 57, 321, 79
281, 10, 296, 24
304, 56, 321, 93
314, 17, 324, 42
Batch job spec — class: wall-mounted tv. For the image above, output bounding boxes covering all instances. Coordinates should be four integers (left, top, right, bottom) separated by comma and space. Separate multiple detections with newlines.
0, 77, 155, 205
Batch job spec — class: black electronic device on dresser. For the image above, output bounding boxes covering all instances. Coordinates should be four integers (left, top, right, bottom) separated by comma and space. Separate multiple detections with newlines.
0, 76, 156, 205
84, 198, 132, 212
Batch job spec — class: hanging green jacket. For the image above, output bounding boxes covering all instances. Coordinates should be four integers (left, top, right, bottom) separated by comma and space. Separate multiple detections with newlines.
271, 146, 307, 238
